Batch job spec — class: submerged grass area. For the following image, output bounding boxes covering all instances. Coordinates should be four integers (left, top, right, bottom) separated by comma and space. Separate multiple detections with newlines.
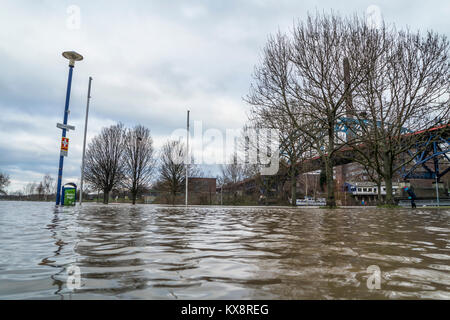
377, 204, 402, 209
417, 206, 450, 209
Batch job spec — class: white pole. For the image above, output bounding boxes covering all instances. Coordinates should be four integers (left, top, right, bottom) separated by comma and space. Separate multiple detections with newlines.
435, 175, 440, 207
186, 110, 190, 206
79, 77, 93, 205
305, 173, 308, 199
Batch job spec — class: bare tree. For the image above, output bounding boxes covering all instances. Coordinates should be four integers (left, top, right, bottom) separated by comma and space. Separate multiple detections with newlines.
123, 125, 155, 204
42, 174, 55, 201
287, 13, 381, 207
246, 18, 349, 207
84, 123, 126, 204
247, 13, 429, 207
0, 172, 10, 195
36, 182, 45, 201
187, 158, 204, 178
157, 140, 204, 204
158, 140, 186, 205
221, 154, 246, 185
245, 32, 313, 206
220, 154, 247, 204
25, 182, 37, 198
345, 28, 450, 204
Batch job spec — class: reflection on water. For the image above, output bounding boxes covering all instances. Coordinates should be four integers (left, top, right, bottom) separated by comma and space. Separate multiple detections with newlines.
0, 201, 449, 299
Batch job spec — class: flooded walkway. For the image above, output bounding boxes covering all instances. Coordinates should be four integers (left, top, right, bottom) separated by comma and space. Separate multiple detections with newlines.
0, 201, 449, 299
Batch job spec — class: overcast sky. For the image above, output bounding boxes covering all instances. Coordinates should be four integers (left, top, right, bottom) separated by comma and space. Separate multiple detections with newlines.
0, 0, 449, 192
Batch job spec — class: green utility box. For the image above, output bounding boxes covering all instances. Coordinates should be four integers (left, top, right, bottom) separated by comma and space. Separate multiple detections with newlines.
62, 183, 77, 206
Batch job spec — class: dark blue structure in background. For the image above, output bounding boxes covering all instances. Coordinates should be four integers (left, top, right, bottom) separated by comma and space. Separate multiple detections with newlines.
402, 125, 450, 182
335, 117, 449, 183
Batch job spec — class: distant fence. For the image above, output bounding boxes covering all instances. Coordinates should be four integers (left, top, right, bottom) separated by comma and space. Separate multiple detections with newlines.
398, 199, 450, 207
145, 191, 218, 205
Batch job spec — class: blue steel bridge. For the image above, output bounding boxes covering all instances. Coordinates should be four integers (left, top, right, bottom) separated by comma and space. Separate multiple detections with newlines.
301, 121, 450, 182
328, 118, 450, 182
223, 122, 450, 197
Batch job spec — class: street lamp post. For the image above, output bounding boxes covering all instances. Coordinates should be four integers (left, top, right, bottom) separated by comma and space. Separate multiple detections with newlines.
55, 51, 83, 206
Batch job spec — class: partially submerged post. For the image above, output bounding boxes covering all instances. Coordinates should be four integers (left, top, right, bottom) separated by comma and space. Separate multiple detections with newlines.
55, 51, 83, 206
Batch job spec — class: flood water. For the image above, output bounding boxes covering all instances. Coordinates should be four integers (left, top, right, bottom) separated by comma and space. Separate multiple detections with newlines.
0, 201, 449, 300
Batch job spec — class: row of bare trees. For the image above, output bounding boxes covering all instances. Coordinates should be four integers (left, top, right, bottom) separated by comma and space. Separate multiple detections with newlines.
83, 123, 205, 205
84, 123, 155, 204
246, 12, 450, 207
2, 129, 199, 205
1, 174, 55, 200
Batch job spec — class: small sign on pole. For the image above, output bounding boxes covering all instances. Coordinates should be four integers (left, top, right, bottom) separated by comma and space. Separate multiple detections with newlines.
61, 137, 69, 157
57, 123, 76, 131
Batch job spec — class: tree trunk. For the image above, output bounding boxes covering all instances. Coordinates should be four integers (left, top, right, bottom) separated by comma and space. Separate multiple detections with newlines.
383, 154, 394, 205
290, 168, 297, 207
384, 177, 394, 205
376, 180, 382, 205
103, 190, 109, 204
325, 123, 336, 208
132, 191, 137, 205
325, 155, 336, 207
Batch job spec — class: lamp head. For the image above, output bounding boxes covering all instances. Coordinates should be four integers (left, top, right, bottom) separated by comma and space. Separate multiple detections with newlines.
62, 51, 84, 67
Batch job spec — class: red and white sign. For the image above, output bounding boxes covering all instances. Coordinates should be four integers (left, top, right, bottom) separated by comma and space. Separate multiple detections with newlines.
61, 137, 69, 152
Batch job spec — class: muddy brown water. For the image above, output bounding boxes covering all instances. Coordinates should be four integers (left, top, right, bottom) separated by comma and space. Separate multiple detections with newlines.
0, 201, 449, 299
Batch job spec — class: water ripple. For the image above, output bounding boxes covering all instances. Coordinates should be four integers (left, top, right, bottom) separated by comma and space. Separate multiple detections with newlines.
0, 201, 449, 299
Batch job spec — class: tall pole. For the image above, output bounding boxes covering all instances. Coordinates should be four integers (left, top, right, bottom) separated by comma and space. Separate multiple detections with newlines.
56, 65, 75, 206
305, 173, 308, 199
185, 110, 190, 206
435, 175, 440, 207
79, 77, 93, 205
434, 142, 440, 207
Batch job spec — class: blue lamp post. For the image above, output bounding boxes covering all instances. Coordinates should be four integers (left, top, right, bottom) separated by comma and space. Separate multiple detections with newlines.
55, 51, 83, 206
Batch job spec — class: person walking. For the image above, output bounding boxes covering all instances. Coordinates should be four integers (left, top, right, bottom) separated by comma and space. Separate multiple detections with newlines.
404, 186, 417, 208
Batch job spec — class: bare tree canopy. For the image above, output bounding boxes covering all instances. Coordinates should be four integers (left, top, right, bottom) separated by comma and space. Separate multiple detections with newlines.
42, 174, 55, 201
158, 140, 187, 205
220, 153, 257, 205
289, 13, 382, 207
221, 154, 246, 185
245, 32, 313, 205
344, 27, 450, 204
84, 123, 126, 204
123, 125, 155, 204
0, 172, 10, 195
36, 182, 45, 200
247, 13, 371, 207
